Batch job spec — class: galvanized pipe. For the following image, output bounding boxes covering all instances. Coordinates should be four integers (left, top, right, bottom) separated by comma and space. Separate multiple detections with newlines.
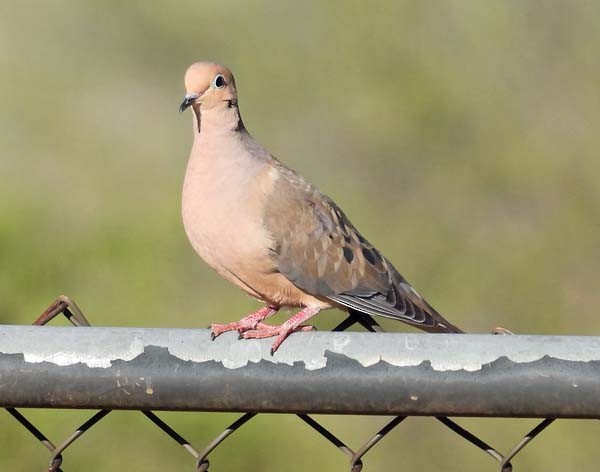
0, 325, 599, 417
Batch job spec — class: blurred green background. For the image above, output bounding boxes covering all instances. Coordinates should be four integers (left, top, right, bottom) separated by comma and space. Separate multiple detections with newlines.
1, 1, 599, 470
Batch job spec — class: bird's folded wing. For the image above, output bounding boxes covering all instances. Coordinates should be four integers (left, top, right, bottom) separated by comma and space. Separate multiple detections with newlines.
264, 164, 457, 331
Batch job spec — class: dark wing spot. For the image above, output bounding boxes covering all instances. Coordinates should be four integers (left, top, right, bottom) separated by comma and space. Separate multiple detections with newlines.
343, 247, 354, 263
343, 234, 352, 243
362, 247, 378, 265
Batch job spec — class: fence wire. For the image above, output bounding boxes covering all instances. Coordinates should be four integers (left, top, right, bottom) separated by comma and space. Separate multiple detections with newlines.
3, 296, 564, 471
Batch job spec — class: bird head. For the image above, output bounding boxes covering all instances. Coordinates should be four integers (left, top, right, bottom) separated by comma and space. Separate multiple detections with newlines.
179, 62, 238, 113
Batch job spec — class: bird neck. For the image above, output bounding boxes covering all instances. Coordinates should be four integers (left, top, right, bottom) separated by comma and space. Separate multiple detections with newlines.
192, 101, 244, 137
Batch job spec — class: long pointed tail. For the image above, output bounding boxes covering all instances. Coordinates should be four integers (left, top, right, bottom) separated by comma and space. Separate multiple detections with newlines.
420, 303, 464, 334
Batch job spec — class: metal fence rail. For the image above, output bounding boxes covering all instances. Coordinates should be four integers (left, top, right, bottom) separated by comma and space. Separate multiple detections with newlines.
1, 325, 600, 417
2, 296, 599, 471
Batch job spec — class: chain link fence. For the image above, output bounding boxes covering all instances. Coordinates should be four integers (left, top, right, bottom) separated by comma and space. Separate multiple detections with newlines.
2, 296, 595, 471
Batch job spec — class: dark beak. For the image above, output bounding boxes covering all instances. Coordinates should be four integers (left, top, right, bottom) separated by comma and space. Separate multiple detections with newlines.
179, 93, 199, 113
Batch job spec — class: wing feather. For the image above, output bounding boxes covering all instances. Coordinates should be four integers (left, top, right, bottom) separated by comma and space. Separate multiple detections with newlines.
263, 161, 462, 333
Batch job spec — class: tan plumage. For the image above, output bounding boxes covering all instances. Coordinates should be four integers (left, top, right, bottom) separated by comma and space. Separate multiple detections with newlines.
180, 62, 462, 352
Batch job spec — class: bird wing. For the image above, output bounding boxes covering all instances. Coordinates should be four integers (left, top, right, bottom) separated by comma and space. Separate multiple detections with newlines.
263, 162, 462, 333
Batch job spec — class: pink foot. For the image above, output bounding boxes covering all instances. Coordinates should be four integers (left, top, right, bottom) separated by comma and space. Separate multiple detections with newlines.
211, 305, 278, 340
243, 324, 315, 338
242, 306, 321, 354
248, 322, 315, 334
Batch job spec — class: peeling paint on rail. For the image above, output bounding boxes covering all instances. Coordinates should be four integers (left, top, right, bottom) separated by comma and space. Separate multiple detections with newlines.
1, 325, 599, 372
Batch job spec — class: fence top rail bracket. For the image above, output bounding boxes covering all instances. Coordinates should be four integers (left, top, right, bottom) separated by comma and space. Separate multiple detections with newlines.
0, 325, 599, 417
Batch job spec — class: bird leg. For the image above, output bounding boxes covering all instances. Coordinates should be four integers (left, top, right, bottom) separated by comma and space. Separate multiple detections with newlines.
242, 306, 321, 354
211, 305, 279, 340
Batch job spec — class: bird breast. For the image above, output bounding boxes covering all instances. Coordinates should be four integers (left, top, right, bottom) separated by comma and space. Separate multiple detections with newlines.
181, 144, 278, 298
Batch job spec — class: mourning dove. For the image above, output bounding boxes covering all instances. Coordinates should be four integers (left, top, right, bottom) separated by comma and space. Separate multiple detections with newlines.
180, 62, 463, 353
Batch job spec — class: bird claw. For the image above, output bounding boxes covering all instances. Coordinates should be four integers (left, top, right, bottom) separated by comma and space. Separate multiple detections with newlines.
210, 323, 232, 340
242, 326, 280, 340
296, 324, 316, 332
212, 306, 319, 352
491, 326, 514, 335
242, 324, 316, 354
210, 306, 280, 340
211, 321, 255, 340
242, 324, 315, 339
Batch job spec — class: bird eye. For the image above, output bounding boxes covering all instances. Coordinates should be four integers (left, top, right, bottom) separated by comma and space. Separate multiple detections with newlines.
214, 74, 226, 88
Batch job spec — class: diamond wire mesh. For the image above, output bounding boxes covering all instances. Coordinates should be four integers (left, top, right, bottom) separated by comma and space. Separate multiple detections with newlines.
4, 296, 559, 471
